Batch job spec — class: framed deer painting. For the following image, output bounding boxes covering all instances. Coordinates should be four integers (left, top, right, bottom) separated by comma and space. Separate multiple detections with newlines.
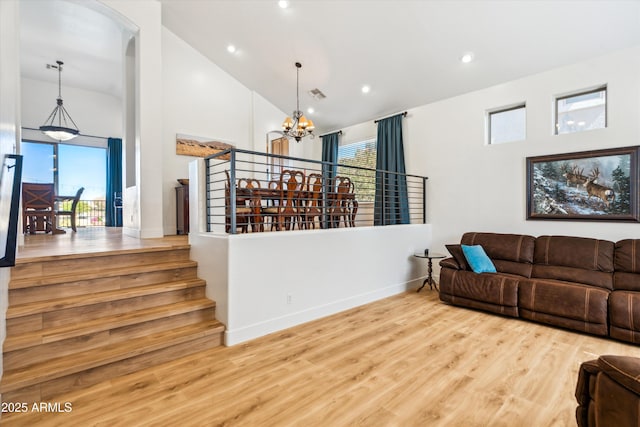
526, 146, 640, 222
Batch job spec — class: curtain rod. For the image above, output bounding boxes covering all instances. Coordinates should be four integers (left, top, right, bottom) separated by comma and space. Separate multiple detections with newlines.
374, 111, 408, 123
319, 130, 342, 138
21, 127, 110, 141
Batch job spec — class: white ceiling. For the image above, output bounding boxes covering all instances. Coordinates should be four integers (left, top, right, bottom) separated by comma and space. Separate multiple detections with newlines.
20, 0, 640, 134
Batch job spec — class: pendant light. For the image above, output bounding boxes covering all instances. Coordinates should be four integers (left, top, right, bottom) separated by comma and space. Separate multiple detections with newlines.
281, 62, 315, 142
40, 60, 79, 141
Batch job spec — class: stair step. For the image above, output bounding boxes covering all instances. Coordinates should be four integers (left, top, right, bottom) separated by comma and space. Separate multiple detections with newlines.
6, 279, 206, 319
11, 246, 192, 281
9, 259, 198, 290
0, 319, 225, 395
4, 298, 216, 353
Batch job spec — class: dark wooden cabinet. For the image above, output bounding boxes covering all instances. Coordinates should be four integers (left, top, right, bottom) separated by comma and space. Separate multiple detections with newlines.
176, 179, 189, 235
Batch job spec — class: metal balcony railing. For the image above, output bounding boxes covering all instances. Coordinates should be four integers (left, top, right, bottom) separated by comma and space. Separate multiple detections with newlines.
205, 148, 428, 234
56, 199, 106, 228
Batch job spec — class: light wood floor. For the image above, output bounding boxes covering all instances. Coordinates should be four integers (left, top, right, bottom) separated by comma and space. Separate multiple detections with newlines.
3, 289, 639, 426
17, 228, 188, 260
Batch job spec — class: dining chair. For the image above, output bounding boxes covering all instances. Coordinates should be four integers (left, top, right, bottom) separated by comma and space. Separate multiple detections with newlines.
262, 179, 282, 231
329, 176, 353, 228
280, 169, 305, 230
224, 170, 251, 233
237, 178, 264, 232
55, 187, 84, 232
303, 173, 323, 229
22, 182, 56, 234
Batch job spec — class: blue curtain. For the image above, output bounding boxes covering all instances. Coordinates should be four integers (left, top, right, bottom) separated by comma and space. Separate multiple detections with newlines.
374, 114, 409, 225
321, 132, 340, 228
105, 138, 123, 227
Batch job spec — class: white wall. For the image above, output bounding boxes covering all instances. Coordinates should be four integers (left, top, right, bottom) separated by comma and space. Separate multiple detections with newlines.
0, 0, 20, 393
188, 158, 432, 345
101, 0, 164, 238
161, 27, 287, 235
338, 46, 640, 268
21, 77, 122, 146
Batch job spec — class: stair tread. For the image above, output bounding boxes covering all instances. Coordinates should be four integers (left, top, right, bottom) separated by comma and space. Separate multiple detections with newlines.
10, 260, 198, 289
0, 319, 225, 393
4, 298, 216, 352
14, 244, 192, 265
6, 279, 206, 319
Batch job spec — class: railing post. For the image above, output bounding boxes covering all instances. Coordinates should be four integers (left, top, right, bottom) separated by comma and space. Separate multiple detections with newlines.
382, 171, 386, 226
229, 150, 237, 234
422, 176, 427, 224
206, 159, 211, 232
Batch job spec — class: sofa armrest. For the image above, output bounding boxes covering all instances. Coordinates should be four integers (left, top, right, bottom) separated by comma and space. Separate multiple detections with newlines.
440, 257, 460, 270
599, 355, 640, 395
575, 359, 601, 427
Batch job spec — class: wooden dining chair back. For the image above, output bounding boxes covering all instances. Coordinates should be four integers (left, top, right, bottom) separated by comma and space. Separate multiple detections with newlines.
55, 187, 84, 232
262, 180, 282, 231
330, 176, 353, 228
237, 178, 264, 232
304, 173, 323, 229
224, 170, 251, 233
22, 182, 55, 234
279, 169, 305, 230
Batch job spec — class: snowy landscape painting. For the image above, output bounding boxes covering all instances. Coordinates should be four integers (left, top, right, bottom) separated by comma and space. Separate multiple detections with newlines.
526, 146, 640, 222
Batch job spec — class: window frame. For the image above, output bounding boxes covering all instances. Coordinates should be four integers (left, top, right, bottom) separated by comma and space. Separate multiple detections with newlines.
337, 138, 377, 203
554, 85, 607, 135
487, 103, 527, 145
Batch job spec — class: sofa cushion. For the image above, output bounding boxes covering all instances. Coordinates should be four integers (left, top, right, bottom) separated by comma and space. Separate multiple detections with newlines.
614, 239, 640, 291
439, 269, 520, 308
615, 239, 640, 273
533, 235, 614, 290
519, 278, 609, 327
460, 232, 535, 277
445, 244, 470, 270
461, 245, 496, 273
609, 291, 640, 344
535, 235, 614, 271
461, 232, 535, 263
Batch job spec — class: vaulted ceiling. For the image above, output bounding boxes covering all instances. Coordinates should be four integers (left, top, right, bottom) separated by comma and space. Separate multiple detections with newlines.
20, 0, 640, 134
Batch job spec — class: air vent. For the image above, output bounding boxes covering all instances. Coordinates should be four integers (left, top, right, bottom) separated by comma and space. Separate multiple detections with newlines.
308, 88, 326, 100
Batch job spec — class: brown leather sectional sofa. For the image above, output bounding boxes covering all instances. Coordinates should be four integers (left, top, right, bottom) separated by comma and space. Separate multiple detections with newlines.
439, 232, 640, 344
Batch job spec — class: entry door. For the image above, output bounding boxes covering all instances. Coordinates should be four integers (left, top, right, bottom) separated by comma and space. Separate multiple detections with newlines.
270, 137, 289, 180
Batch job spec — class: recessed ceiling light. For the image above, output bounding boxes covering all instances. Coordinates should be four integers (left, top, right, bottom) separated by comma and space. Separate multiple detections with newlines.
361, 85, 371, 94
227, 45, 236, 53
307, 107, 315, 114
278, 0, 289, 8
461, 52, 474, 63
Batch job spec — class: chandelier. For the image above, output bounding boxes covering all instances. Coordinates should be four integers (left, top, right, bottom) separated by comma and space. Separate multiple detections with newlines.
40, 60, 79, 141
282, 62, 315, 142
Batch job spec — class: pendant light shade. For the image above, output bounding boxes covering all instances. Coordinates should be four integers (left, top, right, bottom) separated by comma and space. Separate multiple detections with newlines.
40, 60, 79, 141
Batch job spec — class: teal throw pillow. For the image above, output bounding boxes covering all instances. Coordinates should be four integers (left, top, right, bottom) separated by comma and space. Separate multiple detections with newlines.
461, 245, 497, 274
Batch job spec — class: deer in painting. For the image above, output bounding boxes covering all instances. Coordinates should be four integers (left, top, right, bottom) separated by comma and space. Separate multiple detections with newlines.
561, 164, 588, 188
586, 167, 615, 208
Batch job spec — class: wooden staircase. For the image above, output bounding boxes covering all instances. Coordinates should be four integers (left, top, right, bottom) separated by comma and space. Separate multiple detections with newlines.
0, 244, 224, 402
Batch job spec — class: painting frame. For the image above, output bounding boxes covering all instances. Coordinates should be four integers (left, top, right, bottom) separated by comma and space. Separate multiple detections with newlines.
526, 146, 640, 222
175, 133, 234, 159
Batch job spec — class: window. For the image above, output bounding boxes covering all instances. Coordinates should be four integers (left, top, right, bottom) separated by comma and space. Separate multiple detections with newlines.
488, 104, 526, 144
22, 141, 55, 184
337, 139, 376, 202
22, 140, 106, 200
555, 86, 606, 135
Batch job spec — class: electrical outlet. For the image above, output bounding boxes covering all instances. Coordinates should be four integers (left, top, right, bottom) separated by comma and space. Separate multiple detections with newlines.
286, 294, 292, 304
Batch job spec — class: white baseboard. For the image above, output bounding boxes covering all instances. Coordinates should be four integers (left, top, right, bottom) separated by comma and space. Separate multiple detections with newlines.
224, 279, 421, 346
